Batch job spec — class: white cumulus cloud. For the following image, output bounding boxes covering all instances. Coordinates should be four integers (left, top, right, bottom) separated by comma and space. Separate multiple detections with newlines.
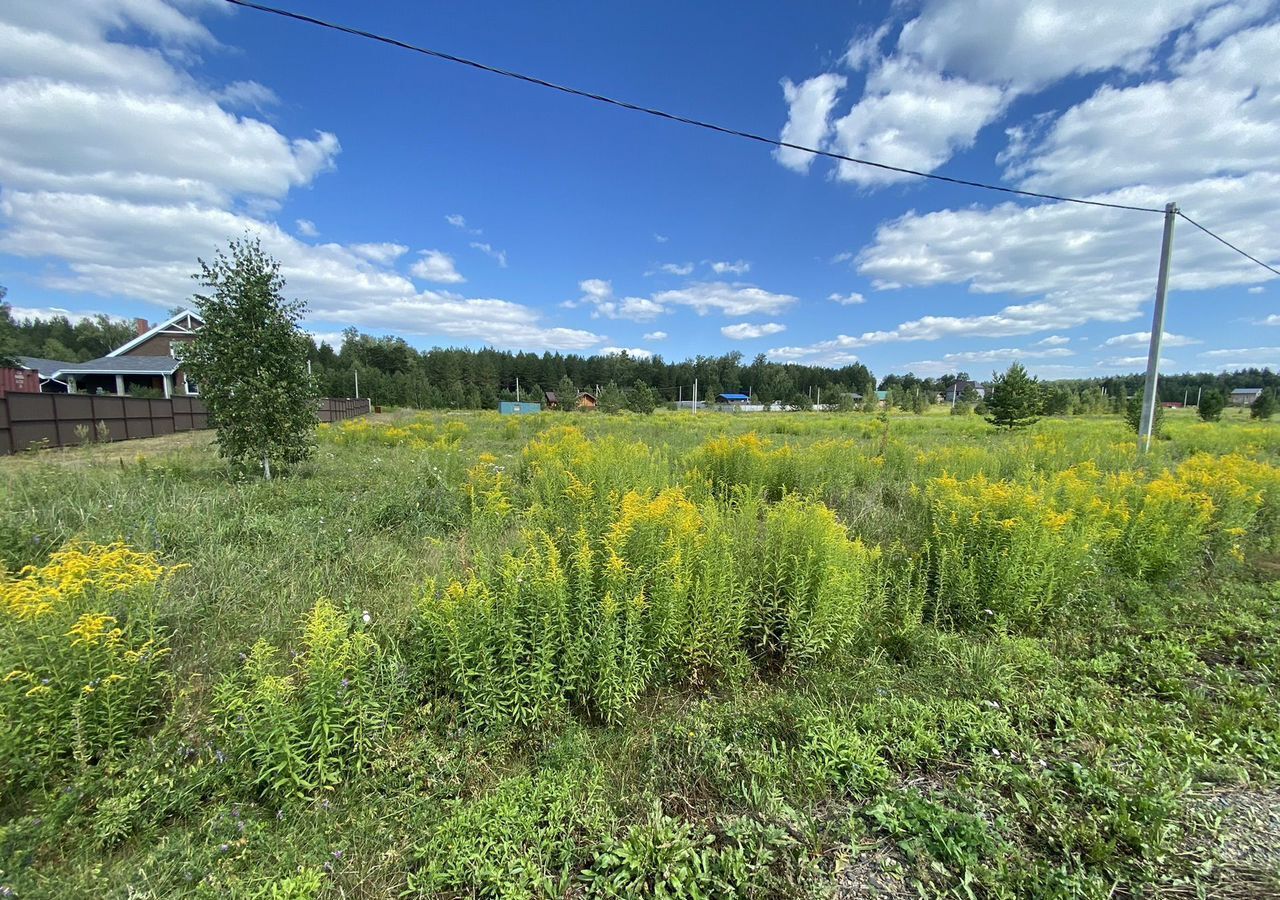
600, 346, 653, 359
410, 250, 465, 284
829, 292, 866, 305
653, 281, 797, 317
721, 322, 786, 340
1101, 331, 1202, 348
0, 3, 608, 353
775, 73, 846, 173
349, 242, 408, 265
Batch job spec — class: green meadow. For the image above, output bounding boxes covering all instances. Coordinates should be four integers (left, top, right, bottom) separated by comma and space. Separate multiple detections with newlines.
1, 408, 1278, 898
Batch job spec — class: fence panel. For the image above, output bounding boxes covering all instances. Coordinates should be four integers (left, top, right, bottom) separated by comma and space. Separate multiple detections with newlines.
0, 394, 366, 456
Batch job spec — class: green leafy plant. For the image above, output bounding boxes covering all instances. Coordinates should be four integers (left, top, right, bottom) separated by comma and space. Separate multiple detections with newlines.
213, 599, 403, 798
183, 236, 317, 479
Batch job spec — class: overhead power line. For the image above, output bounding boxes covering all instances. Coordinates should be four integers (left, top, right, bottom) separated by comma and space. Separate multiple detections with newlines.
1177, 212, 1280, 278
223, 0, 1280, 280
223, 0, 1164, 214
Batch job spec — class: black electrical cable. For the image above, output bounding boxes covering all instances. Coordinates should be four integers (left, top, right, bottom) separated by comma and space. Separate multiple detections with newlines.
1177, 212, 1280, 278
223, 0, 1280, 280
221, 0, 1167, 215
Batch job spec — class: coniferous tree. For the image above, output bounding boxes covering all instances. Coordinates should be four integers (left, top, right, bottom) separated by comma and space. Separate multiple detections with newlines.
1124, 392, 1164, 436
1251, 390, 1276, 419
985, 362, 1043, 429
1198, 390, 1225, 422
629, 380, 657, 414
184, 237, 316, 479
597, 381, 628, 414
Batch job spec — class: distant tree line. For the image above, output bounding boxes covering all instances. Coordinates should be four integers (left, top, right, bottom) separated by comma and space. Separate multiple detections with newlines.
307, 328, 876, 410
0, 294, 138, 364
3, 287, 1278, 412
880, 368, 1280, 416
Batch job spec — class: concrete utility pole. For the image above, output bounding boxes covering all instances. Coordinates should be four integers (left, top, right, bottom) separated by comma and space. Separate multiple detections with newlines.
692, 378, 698, 414
354, 368, 360, 400
1139, 202, 1178, 453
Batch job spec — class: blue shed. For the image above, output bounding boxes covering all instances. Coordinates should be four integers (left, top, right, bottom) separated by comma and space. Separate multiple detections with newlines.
716, 393, 750, 403
499, 401, 542, 415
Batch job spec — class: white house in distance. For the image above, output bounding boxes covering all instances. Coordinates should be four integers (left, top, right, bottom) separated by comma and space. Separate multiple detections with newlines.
30, 310, 204, 398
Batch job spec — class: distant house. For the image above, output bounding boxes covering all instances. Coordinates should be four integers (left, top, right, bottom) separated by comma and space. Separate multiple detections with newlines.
543, 390, 560, 410
498, 401, 541, 415
716, 392, 750, 404
945, 380, 986, 403
876, 390, 889, 404
14, 356, 77, 393
576, 391, 598, 411
1230, 387, 1264, 407
47, 310, 204, 398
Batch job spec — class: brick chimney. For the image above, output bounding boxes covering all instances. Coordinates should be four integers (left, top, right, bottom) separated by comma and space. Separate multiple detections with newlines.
135, 317, 150, 336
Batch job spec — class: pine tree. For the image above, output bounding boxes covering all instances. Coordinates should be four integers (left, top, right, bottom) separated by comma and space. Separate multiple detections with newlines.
555, 375, 577, 412
984, 362, 1043, 429
1251, 390, 1276, 419
597, 381, 628, 414
1125, 393, 1165, 436
629, 380, 657, 414
1198, 390, 1225, 422
910, 389, 926, 415
184, 237, 316, 479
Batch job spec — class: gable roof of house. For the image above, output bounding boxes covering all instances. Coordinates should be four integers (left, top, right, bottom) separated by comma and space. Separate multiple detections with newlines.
106, 309, 204, 357
544, 390, 559, 403
16, 356, 79, 379
1231, 387, 1263, 395
51, 356, 182, 378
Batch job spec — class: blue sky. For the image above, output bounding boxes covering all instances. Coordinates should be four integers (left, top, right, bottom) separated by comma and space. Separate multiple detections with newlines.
1, 0, 1277, 378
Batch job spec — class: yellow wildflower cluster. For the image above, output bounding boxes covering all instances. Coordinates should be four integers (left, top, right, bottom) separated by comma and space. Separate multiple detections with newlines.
2, 541, 174, 779
465, 452, 514, 531
323, 415, 468, 450
1, 541, 167, 620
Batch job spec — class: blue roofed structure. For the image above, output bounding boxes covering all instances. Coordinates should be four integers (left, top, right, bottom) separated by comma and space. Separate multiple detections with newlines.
716, 392, 750, 403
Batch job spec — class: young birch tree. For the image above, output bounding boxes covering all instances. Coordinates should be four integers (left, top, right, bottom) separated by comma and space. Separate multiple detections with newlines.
184, 237, 316, 479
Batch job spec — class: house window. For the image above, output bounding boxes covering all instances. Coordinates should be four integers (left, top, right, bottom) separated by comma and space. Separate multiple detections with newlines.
183, 374, 199, 396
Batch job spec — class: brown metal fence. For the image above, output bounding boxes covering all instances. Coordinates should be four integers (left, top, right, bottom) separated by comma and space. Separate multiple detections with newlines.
0, 395, 370, 456
316, 398, 373, 423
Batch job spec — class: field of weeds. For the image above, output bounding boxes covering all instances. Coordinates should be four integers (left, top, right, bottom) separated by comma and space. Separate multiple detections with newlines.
2, 408, 1278, 898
